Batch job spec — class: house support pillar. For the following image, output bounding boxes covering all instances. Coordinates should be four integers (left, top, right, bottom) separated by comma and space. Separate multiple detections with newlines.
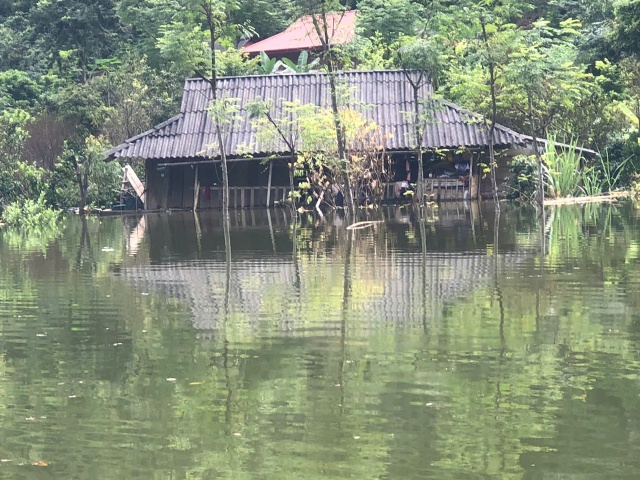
161, 166, 170, 210
469, 171, 479, 200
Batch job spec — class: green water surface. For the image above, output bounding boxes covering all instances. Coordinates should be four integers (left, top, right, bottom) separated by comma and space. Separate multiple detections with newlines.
1, 203, 639, 479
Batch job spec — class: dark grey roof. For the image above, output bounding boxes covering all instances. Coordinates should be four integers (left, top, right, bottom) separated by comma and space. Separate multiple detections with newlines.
105, 70, 528, 161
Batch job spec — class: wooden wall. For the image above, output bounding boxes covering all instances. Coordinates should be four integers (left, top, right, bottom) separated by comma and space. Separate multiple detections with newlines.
143, 155, 515, 211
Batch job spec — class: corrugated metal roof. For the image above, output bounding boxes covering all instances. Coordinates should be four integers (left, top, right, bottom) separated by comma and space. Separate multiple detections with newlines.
242, 10, 357, 55
105, 70, 528, 161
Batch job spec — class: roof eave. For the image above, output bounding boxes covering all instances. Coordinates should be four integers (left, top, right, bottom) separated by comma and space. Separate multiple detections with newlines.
102, 114, 184, 160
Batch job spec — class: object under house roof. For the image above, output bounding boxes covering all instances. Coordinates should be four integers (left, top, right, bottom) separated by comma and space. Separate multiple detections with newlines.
242, 10, 357, 56
104, 70, 528, 161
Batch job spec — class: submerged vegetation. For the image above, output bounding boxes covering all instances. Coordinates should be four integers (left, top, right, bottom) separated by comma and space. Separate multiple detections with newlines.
1, 193, 60, 229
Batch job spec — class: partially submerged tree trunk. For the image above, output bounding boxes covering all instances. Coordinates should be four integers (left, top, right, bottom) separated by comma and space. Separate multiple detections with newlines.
410, 77, 426, 203
200, 1, 232, 328
309, 7, 355, 211
202, 0, 230, 218
394, 68, 427, 203
481, 18, 500, 210
70, 154, 89, 212
528, 94, 545, 208
326, 66, 355, 210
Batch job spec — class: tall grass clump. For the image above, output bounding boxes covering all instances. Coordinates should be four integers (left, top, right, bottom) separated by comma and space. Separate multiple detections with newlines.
510, 137, 632, 202
543, 137, 630, 198
596, 150, 631, 193
543, 136, 584, 198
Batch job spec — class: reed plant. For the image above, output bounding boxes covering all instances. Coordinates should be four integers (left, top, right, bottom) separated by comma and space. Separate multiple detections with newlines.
596, 150, 631, 193
543, 136, 583, 198
509, 137, 631, 201
542, 137, 630, 198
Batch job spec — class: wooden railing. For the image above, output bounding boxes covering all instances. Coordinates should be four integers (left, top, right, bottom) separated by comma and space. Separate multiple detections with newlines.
199, 178, 468, 209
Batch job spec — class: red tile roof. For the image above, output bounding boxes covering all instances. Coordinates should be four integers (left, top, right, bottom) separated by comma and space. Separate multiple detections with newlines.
243, 10, 357, 55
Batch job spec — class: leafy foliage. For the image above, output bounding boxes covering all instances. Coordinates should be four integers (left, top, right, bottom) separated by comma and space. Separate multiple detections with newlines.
1, 192, 60, 229
248, 98, 389, 208
507, 155, 538, 201
52, 136, 122, 209
357, 0, 423, 44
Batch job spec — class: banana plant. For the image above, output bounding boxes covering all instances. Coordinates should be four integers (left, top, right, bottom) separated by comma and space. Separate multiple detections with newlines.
281, 51, 320, 73
256, 51, 284, 74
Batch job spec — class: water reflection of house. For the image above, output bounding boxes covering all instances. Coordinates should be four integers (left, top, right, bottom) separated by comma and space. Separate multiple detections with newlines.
122, 251, 533, 333
105, 71, 532, 210
120, 210, 537, 333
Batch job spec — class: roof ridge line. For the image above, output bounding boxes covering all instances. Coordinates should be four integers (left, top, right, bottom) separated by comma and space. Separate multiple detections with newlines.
184, 69, 424, 82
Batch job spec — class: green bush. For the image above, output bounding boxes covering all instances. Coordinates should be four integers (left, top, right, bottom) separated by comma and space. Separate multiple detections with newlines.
1, 193, 60, 229
50, 136, 122, 209
507, 155, 538, 201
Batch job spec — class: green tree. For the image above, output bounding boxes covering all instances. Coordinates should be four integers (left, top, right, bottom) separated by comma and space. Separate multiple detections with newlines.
25, 0, 122, 80
0, 109, 50, 209
231, 0, 297, 39
503, 18, 591, 203
0, 69, 41, 109
396, 36, 446, 202
357, 0, 423, 45
612, 0, 640, 59
57, 135, 120, 211
294, 0, 357, 211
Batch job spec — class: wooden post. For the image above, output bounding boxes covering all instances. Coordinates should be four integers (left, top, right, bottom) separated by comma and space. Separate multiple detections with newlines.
266, 160, 273, 207
193, 165, 200, 212
161, 165, 170, 210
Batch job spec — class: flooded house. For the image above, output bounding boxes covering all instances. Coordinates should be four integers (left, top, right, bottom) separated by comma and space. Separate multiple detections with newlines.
104, 70, 531, 210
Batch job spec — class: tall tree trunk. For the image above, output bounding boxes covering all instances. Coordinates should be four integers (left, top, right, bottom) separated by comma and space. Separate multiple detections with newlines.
487, 136, 499, 206
289, 150, 296, 210
528, 94, 545, 208
326, 51, 354, 211
310, 7, 354, 211
71, 155, 88, 212
412, 83, 425, 203
481, 19, 500, 210
82, 169, 89, 211
204, 0, 230, 218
